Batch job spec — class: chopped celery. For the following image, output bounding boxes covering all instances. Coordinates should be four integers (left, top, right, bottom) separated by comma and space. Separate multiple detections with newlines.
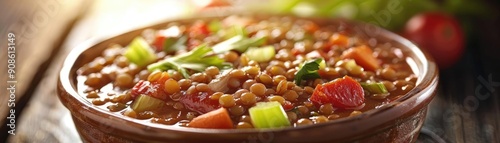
244, 46, 276, 62
360, 82, 388, 94
212, 35, 266, 54
343, 60, 364, 75
249, 102, 290, 129
131, 94, 165, 112
294, 58, 323, 85
147, 44, 230, 78
124, 37, 158, 66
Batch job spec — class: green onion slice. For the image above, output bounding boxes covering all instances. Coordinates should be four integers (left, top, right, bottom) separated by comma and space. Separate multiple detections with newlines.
360, 82, 388, 94
212, 35, 266, 54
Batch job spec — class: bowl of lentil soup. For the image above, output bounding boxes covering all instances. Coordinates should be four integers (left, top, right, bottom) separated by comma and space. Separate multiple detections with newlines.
58, 15, 438, 143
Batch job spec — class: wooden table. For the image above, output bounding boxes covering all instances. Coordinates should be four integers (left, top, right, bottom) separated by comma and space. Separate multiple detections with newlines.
2, 1, 499, 142
0, 0, 89, 141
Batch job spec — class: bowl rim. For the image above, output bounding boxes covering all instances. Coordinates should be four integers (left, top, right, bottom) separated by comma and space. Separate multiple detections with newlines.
58, 14, 439, 138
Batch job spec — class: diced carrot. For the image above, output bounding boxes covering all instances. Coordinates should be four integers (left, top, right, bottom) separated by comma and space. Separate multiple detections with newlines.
329, 33, 349, 47
188, 108, 233, 129
303, 21, 319, 34
341, 45, 380, 71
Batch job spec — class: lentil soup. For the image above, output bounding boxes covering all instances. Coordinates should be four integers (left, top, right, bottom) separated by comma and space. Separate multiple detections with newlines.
76, 15, 418, 129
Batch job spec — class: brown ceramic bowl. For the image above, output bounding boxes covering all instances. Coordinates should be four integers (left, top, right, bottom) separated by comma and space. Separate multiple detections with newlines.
57, 15, 438, 143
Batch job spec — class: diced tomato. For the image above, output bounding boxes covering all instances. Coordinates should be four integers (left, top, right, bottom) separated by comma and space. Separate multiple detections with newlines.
310, 76, 365, 109
180, 91, 220, 114
341, 45, 380, 71
131, 80, 148, 98
153, 28, 183, 52
131, 80, 168, 101
310, 85, 328, 106
189, 21, 210, 37
152, 35, 167, 51
187, 22, 210, 50
283, 101, 294, 111
131, 72, 170, 100
187, 39, 202, 50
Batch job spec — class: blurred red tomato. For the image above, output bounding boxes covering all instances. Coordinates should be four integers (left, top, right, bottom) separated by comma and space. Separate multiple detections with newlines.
403, 12, 464, 69
195, 0, 230, 9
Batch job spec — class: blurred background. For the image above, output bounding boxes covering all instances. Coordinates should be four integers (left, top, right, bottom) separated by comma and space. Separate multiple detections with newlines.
0, 0, 499, 142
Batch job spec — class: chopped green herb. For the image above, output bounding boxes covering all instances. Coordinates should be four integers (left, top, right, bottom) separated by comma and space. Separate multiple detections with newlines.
244, 46, 276, 62
294, 58, 324, 85
147, 44, 230, 78
162, 36, 187, 53
212, 35, 266, 54
249, 102, 291, 129
124, 37, 157, 66
360, 82, 388, 94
